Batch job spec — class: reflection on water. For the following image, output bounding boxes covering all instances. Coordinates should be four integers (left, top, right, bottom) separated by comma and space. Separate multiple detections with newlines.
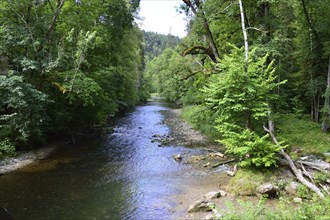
0, 100, 206, 220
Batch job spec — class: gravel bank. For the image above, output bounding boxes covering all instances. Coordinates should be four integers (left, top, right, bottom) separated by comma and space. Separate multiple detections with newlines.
161, 108, 221, 150
0, 144, 63, 175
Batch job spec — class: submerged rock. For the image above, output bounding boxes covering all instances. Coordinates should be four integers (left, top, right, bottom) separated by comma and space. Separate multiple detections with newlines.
188, 200, 215, 213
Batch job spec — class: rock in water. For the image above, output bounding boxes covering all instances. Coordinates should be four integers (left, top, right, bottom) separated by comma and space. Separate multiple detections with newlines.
188, 200, 215, 213
257, 183, 278, 197
173, 154, 182, 161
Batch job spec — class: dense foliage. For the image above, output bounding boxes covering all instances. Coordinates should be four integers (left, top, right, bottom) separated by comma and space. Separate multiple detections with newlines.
0, 0, 147, 154
147, 0, 330, 167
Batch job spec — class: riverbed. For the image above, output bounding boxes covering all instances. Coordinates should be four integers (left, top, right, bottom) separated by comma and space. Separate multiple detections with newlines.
0, 99, 229, 219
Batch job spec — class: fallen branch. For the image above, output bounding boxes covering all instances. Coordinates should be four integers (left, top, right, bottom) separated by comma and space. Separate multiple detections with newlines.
211, 159, 235, 168
300, 162, 315, 183
320, 184, 330, 195
297, 160, 330, 171
263, 125, 325, 198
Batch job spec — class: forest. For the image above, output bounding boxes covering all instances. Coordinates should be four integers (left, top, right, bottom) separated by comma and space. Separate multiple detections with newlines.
0, 0, 330, 218
0, 0, 148, 154
146, 0, 330, 164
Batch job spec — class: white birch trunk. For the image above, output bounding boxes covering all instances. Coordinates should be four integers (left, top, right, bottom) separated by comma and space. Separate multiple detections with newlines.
238, 0, 248, 62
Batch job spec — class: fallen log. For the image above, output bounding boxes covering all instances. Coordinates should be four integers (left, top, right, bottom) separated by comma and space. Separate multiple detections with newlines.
211, 159, 235, 168
297, 160, 330, 171
263, 125, 325, 198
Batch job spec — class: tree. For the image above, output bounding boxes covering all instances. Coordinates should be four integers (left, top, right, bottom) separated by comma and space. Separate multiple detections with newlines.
181, 0, 219, 62
203, 46, 284, 167
321, 57, 330, 132
0, 0, 145, 151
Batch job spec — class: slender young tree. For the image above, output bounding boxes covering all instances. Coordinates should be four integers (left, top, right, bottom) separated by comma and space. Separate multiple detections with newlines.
321, 56, 330, 132
238, 0, 248, 63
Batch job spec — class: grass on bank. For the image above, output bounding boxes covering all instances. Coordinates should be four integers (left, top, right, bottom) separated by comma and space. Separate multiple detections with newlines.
221, 196, 330, 220
276, 113, 330, 159
181, 105, 220, 139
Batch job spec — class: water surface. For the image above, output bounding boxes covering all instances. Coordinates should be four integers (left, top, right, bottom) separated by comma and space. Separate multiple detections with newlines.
0, 100, 204, 220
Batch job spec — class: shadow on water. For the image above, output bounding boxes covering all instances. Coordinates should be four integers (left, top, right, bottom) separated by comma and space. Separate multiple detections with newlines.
0, 99, 207, 220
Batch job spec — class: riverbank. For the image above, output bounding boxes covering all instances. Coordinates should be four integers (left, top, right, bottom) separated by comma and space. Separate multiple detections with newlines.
161, 108, 330, 219
0, 142, 66, 175
161, 108, 237, 219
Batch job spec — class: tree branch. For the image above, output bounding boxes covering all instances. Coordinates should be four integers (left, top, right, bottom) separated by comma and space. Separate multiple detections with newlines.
45, 0, 65, 41
47, 0, 55, 13
182, 0, 219, 62
183, 45, 217, 63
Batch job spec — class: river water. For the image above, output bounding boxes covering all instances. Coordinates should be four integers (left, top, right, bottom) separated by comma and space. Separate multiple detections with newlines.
0, 100, 208, 220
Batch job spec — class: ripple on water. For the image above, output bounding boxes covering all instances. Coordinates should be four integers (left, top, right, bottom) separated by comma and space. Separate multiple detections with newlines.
0, 103, 220, 220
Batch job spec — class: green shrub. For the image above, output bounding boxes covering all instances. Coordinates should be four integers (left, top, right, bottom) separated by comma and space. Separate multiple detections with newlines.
219, 129, 284, 167
0, 139, 15, 157
0, 75, 50, 146
181, 105, 219, 139
203, 46, 286, 167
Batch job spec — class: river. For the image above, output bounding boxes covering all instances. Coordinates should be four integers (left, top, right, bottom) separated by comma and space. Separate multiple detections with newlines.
0, 99, 211, 220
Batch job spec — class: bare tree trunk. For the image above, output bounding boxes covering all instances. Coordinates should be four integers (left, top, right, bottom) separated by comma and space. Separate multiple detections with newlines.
267, 102, 275, 133
321, 56, 330, 132
238, 0, 248, 62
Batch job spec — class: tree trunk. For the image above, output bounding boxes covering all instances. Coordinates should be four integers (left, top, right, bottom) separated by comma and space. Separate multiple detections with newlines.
267, 102, 275, 133
182, 0, 219, 62
279, 149, 324, 198
321, 56, 330, 132
238, 0, 248, 62
201, 17, 219, 62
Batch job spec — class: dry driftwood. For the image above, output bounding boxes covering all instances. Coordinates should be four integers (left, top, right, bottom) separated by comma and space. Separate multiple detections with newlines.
263, 125, 325, 198
297, 160, 330, 171
211, 159, 235, 168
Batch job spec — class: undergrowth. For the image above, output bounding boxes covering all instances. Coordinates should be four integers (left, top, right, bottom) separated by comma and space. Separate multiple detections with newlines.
277, 114, 330, 154
226, 169, 267, 196
221, 196, 330, 220
181, 105, 219, 139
